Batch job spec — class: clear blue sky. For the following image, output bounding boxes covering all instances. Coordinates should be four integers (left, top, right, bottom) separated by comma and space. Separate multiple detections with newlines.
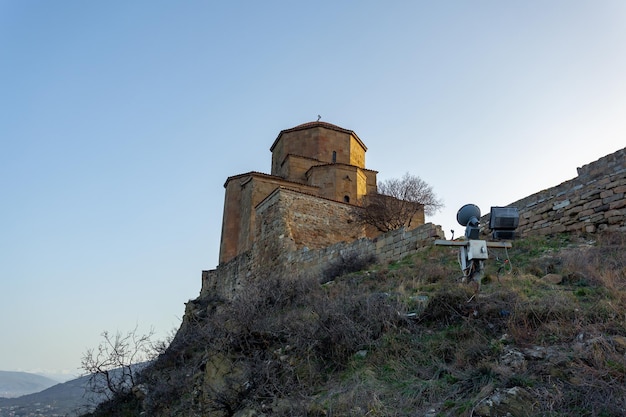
1, 1, 625, 381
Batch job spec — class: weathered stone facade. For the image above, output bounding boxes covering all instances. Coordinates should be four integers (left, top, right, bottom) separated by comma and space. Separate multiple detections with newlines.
209, 180, 438, 299
482, 147, 626, 236
219, 173, 319, 263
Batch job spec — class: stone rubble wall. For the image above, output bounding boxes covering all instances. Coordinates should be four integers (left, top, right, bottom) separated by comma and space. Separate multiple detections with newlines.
482, 147, 626, 236
283, 222, 444, 281
202, 222, 443, 299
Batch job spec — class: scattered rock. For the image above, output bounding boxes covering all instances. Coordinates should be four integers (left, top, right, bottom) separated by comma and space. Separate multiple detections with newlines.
522, 346, 548, 360
473, 386, 536, 417
422, 408, 438, 417
499, 348, 527, 373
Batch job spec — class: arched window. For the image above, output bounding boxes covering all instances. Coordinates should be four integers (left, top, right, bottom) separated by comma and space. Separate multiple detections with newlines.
344, 195, 350, 203
332, 151, 337, 163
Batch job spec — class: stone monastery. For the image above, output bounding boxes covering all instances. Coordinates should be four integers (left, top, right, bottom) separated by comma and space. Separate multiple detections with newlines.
218, 121, 424, 265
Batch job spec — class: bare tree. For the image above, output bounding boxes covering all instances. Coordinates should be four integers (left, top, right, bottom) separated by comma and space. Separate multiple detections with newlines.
81, 326, 157, 401
357, 173, 443, 232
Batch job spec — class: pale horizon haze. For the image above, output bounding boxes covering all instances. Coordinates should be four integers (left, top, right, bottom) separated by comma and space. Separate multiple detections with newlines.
1, 1, 625, 382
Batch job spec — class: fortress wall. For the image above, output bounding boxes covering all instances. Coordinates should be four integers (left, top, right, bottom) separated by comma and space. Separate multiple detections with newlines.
282, 222, 443, 281
483, 147, 626, 235
577, 147, 626, 179
373, 223, 443, 262
201, 250, 255, 299
202, 221, 444, 298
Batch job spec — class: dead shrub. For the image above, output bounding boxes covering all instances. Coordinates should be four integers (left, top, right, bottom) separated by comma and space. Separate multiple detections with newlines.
418, 286, 474, 325
323, 251, 377, 282
526, 254, 564, 277
562, 231, 626, 292
550, 361, 626, 416
418, 262, 453, 283
309, 383, 392, 417
597, 230, 626, 247
506, 291, 580, 345
155, 271, 412, 412
310, 291, 407, 367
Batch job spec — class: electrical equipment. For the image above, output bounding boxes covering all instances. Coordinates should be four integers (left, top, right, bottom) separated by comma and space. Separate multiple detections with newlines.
456, 204, 481, 239
490, 206, 520, 240
436, 204, 519, 289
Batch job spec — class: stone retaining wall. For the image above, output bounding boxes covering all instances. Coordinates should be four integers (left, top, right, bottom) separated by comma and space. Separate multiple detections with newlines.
285, 222, 444, 280
202, 222, 443, 298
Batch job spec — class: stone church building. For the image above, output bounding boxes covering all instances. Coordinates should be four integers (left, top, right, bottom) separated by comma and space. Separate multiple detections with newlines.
205, 123, 624, 298
218, 121, 425, 265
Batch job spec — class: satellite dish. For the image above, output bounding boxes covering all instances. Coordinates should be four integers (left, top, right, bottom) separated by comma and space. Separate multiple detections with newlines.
457, 204, 481, 226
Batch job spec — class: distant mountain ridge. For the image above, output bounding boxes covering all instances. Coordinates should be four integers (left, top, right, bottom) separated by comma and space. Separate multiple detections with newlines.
0, 366, 144, 417
0, 373, 99, 417
0, 370, 58, 398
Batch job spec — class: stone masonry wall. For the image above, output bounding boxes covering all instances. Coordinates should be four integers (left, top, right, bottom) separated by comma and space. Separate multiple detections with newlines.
483, 147, 626, 236
202, 220, 443, 299
283, 223, 444, 283
278, 188, 366, 250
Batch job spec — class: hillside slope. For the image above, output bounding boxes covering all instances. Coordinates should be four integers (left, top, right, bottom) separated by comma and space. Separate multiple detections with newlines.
0, 371, 58, 398
0, 374, 100, 417
85, 231, 626, 417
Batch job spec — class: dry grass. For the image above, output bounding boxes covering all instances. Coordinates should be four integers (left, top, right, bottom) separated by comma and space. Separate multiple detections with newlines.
92, 231, 626, 417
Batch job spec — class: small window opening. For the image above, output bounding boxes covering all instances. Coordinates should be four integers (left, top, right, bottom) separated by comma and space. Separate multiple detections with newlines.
344, 195, 350, 203
332, 151, 337, 163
